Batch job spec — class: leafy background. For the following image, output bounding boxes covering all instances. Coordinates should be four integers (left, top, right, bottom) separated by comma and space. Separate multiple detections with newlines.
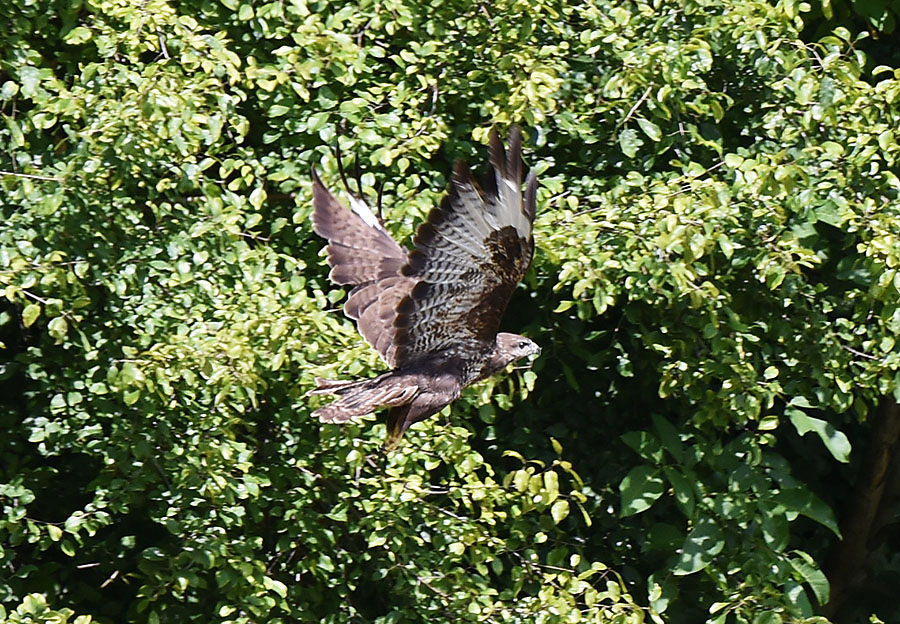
2, 0, 900, 622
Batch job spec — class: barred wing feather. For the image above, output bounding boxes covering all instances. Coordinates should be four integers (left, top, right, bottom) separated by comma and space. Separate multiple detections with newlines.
311, 170, 414, 367
392, 128, 537, 365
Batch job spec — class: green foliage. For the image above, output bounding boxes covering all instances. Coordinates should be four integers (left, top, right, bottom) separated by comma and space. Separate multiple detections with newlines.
2, 0, 900, 622
0, 594, 92, 624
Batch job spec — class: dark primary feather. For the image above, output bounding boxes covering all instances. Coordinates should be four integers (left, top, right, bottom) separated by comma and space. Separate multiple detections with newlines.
309, 127, 539, 445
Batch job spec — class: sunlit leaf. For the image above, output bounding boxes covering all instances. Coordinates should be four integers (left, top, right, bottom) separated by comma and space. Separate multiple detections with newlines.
619, 466, 665, 517
672, 518, 725, 575
787, 407, 851, 463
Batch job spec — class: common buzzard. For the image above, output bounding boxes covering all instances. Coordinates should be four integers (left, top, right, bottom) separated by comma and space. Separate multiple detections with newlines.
309, 127, 539, 448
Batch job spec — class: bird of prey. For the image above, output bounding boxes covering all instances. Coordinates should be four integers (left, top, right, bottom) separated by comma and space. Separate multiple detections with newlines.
308, 127, 539, 448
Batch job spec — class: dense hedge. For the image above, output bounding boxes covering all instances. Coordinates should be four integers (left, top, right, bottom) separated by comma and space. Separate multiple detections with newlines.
2, 0, 899, 623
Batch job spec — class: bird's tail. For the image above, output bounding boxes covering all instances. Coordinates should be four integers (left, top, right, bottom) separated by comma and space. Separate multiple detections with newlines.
308, 374, 419, 424
307, 377, 367, 396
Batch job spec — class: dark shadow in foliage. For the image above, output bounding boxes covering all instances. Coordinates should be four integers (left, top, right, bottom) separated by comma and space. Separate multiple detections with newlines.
798, 0, 900, 73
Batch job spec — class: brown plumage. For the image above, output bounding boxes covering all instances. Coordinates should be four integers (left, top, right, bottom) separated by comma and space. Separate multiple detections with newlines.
308, 127, 540, 448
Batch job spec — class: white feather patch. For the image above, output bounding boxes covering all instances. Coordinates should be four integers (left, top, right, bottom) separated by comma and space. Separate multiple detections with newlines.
496, 173, 530, 238
349, 195, 382, 230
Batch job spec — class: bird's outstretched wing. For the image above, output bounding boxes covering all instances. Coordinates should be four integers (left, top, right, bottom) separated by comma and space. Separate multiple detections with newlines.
311, 127, 537, 368
392, 127, 538, 364
311, 170, 415, 367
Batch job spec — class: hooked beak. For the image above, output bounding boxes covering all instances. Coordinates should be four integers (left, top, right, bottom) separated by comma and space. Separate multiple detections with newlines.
514, 346, 541, 371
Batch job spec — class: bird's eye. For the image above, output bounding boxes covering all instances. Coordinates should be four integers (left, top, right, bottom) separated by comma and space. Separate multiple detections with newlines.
517, 341, 529, 349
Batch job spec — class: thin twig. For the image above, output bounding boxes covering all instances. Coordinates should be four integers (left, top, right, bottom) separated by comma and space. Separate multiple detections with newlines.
0, 171, 64, 182
100, 569, 120, 588
428, 81, 439, 116
618, 85, 653, 128
841, 344, 879, 361
157, 30, 170, 59
432, 506, 466, 521
417, 575, 449, 597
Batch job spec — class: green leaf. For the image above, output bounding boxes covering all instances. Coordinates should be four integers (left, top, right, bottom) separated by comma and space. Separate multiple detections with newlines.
64, 26, 93, 44
18, 66, 41, 98
265, 577, 288, 598
787, 407, 851, 463
306, 112, 329, 132
48, 316, 68, 342
752, 612, 780, 624
758, 415, 779, 431
550, 437, 563, 455
619, 465, 665, 517
249, 187, 267, 210
672, 517, 725, 575
789, 550, 830, 605
637, 118, 662, 142
619, 128, 642, 158
663, 467, 695, 517
4, 115, 25, 147
772, 488, 841, 538
815, 202, 846, 228
652, 414, 683, 462
543, 470, 560, 503
724, 153, 744, 167
22, 303, 40, 327
622, 430, 664, 462
550, 499, 570, 524
0, 81, 18, 100
760, 507, 788, 551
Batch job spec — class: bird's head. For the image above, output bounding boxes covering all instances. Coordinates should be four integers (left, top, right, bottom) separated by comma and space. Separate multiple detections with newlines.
495, 332, 541, 366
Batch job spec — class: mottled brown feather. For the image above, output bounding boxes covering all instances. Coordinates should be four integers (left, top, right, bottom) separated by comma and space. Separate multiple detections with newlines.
392, 127, 535, 364
314, 381, 420, 423
311, 169, 415, 366
311, 169, 406, 285
309, 128, 538, 443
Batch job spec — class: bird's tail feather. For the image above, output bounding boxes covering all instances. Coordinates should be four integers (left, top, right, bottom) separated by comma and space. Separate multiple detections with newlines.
307, 377, 366, 396
311, 374, 419, 424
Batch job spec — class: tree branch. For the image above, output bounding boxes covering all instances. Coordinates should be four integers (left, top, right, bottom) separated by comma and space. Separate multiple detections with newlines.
823, 399, 900, 620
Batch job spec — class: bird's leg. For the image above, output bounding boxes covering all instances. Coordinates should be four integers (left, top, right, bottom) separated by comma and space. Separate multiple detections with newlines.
383, 398, 448, 451
384, 404, 412, 452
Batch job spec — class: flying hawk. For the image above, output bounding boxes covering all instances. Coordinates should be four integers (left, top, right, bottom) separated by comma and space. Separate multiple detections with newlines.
308, 127, 539, 448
